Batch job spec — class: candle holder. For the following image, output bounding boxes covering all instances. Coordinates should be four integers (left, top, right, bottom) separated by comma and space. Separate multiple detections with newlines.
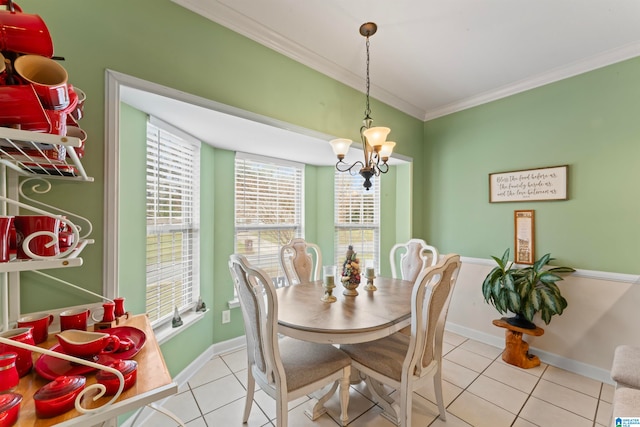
321, 266, 337, 303
363, 266, 377, 291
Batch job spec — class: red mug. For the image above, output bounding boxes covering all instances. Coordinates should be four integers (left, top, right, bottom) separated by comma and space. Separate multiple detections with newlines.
14, 55, 69, 110
59, 308, 89, 332
0, 10, 53, 57
44, 109, 67, 137
14, 215, 61, 259
0, 352, 19, 392
0, 216, 11, 263
17, 314, 53, 344
69, 86, 86, 121
0, 85, 51, 133
65, 126, 86, 159
8, 220, 15, 257
58, 229, 74, 249
0, 327, 34, 377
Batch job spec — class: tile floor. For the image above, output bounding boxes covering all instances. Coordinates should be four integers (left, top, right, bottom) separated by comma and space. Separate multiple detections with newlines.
140, 331, 614, 427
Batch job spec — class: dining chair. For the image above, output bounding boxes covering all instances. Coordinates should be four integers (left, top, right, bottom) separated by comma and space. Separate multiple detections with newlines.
341, 253, 461, 426
228, 254, 351, 427
279, 238, 322, 286
390, 238, 439, 282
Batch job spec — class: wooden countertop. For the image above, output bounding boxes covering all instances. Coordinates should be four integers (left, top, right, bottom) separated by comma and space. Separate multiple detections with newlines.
11, 314, 177, 426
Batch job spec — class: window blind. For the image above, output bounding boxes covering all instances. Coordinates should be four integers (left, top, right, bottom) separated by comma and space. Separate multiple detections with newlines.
334, 171, 380, 269
235, 153, 303, 286
146, 120, 200, 325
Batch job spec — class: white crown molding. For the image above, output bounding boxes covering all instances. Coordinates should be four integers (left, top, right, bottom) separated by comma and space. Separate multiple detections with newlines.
173, 0, 640, 123
171, 0, 426, 120
425, 41, 640, 120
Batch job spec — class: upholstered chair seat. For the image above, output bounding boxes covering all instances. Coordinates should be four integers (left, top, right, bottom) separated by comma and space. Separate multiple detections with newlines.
341, 254, 461, 427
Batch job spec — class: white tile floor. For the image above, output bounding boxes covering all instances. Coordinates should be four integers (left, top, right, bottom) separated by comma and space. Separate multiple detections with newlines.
140, 332, 614, 426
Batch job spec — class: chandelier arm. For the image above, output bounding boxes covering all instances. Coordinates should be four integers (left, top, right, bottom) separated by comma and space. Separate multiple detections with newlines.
360, 126, 372, 167
377, 162, 390, 174
336, 160, 364, 173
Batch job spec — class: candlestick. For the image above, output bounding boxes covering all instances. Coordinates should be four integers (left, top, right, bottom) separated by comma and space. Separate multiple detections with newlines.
322, 266, 337, 303
364, 266, 376, 291
365, 267, 375, 278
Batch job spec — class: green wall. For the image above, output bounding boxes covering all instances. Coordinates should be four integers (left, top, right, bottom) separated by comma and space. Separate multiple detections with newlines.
16, 0, 421, 377
424, 57, 640, 273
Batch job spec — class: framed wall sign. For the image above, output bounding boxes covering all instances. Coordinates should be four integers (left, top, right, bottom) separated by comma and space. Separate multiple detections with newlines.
489, 165, 568, 203
514, 210, 535, 265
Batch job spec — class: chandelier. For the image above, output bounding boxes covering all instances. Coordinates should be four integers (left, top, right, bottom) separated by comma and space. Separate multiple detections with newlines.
329, 22, 396, 191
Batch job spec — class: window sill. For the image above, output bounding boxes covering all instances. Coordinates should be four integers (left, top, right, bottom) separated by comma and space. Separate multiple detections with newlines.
154, 309, 208, 345
228, 299, 240, 309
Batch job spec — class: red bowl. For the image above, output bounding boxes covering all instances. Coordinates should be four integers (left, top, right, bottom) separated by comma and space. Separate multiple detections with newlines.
33, 376, 85, 418
0, 392, 21, 427
95, 360, 137, 396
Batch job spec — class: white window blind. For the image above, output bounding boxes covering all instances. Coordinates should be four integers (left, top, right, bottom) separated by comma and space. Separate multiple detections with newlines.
146, 119, 200, 326
235, 153, 303, 286
334, 171, 380, 270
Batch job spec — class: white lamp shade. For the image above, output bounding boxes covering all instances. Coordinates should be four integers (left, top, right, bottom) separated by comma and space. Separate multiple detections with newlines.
329, 138, 352, 156
362, 127, 390, 148
379, 141, 396, 159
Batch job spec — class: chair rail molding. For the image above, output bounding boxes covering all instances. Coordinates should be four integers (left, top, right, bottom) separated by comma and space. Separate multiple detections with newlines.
460, 256, 639, 285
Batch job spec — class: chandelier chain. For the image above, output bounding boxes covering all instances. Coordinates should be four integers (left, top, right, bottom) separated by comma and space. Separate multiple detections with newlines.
364, 36, 371, 121
329, 22, 394, 191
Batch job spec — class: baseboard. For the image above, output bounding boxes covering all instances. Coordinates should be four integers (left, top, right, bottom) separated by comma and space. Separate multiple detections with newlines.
120, 336, 247, 427
446, 322, 614, 385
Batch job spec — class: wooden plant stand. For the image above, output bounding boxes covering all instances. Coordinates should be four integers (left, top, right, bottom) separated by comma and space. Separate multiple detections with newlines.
492, 318, 544, 369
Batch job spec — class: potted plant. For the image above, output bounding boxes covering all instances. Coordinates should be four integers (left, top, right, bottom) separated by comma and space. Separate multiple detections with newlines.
481, 249, 575, 329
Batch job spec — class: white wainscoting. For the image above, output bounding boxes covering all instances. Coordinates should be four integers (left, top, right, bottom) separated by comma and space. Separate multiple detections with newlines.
448, 257, 640, 383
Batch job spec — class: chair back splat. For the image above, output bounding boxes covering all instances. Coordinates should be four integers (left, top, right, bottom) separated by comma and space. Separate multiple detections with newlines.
390, 238, 439, 282
279, 238, 322, 286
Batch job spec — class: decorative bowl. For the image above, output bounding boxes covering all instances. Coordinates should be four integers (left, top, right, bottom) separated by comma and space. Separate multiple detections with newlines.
33, 375, 85, 418
96, 359, 138, 395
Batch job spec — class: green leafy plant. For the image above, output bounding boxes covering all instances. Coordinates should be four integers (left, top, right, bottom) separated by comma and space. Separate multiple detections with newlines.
481, 249, 575, 325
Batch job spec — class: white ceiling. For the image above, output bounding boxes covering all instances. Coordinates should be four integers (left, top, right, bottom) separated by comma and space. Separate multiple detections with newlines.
173, 0, 640, 120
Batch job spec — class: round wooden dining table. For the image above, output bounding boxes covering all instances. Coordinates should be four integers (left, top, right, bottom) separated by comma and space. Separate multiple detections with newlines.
276, 277, 414, 345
